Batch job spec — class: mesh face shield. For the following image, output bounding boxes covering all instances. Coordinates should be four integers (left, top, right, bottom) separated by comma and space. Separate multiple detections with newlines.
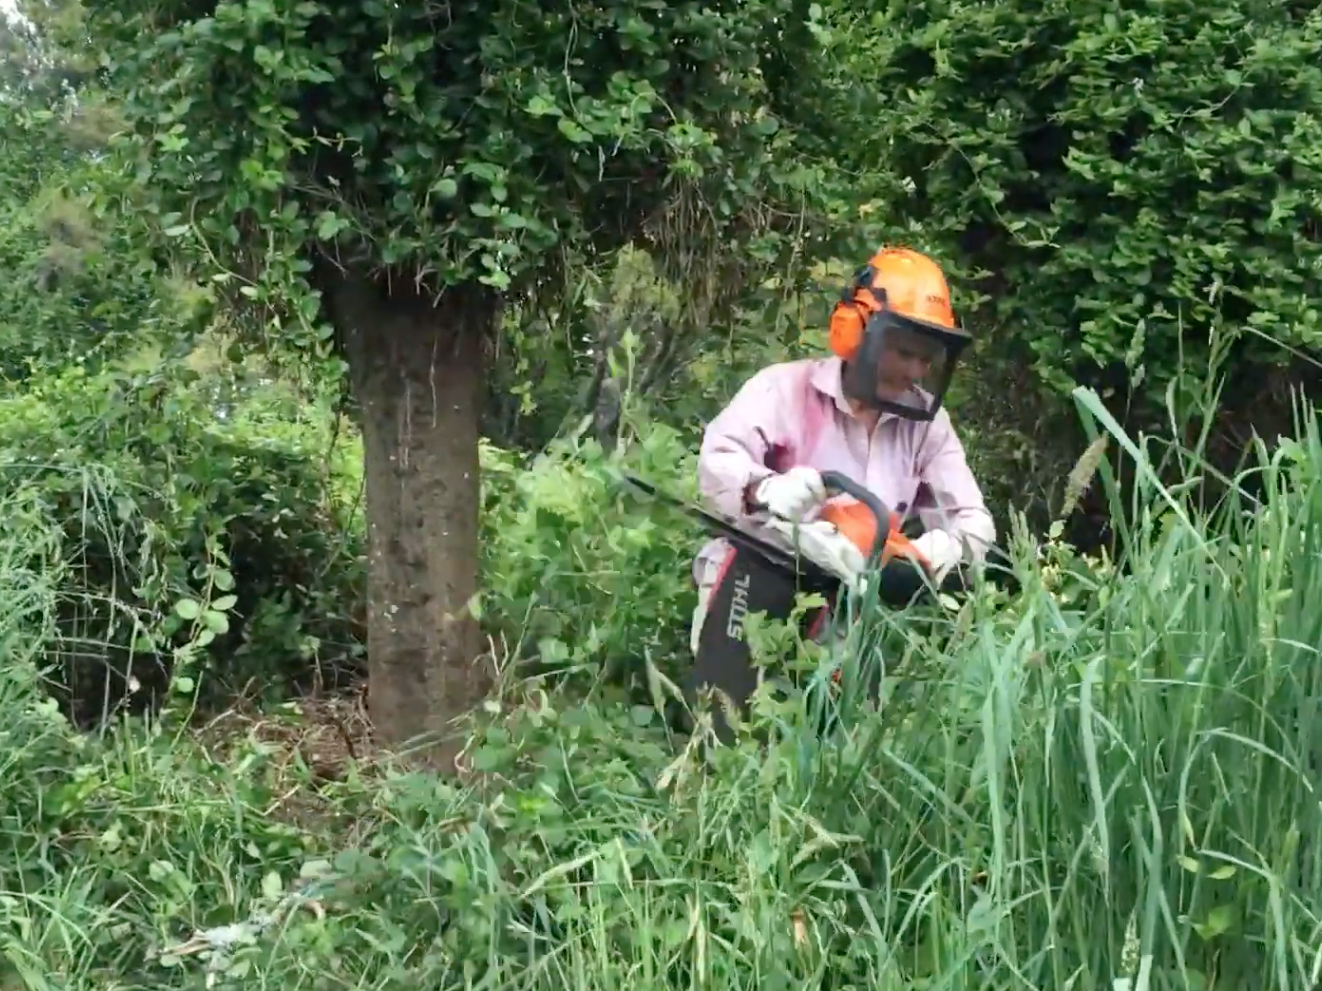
840, 307, 973, 421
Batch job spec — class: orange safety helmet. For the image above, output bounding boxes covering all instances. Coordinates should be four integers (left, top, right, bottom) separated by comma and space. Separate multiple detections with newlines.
827, 246, 971, 421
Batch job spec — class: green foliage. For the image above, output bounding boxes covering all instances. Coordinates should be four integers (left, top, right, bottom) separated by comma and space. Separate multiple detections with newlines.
0, 363, 364, 716
851, 0, 1322, 399
5, 393, 1322, 990
485, 247, 848, 456
0, 95, 191, 381
0, 484, 319, 989
87, 0, 865, 341
0, 349, 728, 722
484, 247, 686, 451
0, 4, 192, 381
0, 0, 102, 100
478, 423, 700, 685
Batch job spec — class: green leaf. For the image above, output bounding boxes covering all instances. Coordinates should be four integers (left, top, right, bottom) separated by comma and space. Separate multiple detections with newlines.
557, 118, 592, 143
525, 93, 562, 117
261, 870, 283, 901
299, 859, 334, 879
203, 609, 230, 634
1193, 904, 1236, 940
174, 598, 201, 620
315, 210, 343, 240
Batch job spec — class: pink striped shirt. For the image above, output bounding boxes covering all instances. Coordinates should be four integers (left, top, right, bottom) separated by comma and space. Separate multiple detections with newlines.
693, 355, 996, 585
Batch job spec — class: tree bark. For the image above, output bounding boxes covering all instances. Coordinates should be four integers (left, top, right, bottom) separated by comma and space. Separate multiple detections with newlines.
325, 270, 494, 771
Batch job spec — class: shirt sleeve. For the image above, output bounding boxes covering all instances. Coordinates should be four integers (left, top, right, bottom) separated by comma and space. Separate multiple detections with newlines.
912, 409, 997, 561
697, 367, 788, 519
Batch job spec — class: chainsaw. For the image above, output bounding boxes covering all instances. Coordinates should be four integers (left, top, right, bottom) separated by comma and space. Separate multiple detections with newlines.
621, 469, 954, 741
621, 469, 937, 607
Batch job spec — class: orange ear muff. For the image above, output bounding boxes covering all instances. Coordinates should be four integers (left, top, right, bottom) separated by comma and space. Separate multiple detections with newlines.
827, 265, 883, 362
828, 297, 866, 361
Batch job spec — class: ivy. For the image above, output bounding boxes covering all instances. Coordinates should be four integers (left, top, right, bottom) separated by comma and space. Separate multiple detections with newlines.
87, 0, 877, 337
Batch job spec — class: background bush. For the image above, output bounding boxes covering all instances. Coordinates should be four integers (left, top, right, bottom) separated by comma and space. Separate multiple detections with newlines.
477, 421, 700, 691
0, 363, 365, 720
858, 0, 1322, 391
831, 0, 1322, 523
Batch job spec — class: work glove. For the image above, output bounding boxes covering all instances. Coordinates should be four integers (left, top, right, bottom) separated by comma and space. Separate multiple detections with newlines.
908, 529, 963, 583
753, 466, 827, 522
765, 518, 867, 592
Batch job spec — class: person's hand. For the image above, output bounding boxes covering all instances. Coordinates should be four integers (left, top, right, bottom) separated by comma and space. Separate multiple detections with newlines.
765, 518, 866, 591
908, 529, 962, 582
753, 466, 827, 521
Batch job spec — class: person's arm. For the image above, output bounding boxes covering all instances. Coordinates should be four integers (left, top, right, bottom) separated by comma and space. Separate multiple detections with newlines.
697, 368, 788, 519
911, 410, 997, 564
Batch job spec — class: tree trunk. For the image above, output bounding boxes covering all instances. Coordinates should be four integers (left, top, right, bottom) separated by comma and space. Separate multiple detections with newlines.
326, 271, 494, 771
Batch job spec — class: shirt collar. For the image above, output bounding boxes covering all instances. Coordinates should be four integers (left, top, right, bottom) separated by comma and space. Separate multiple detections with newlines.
809, 356, 902, 425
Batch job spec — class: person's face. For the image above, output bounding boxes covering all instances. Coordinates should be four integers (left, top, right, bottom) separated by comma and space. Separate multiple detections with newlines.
875, 326, 940, 400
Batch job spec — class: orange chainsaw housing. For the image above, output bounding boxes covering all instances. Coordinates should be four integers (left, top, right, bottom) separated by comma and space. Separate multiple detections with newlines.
814, 494, 930, 687
818, 496, 929, 687
818, 497, 929, 569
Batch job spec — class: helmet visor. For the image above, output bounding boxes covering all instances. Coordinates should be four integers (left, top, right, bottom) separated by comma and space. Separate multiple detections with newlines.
841, 310, 972, 420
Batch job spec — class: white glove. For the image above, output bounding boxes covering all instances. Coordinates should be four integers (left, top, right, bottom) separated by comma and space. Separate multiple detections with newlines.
765, 518, 866, 591
754, 466, 827, 521
909, 529, 963, 582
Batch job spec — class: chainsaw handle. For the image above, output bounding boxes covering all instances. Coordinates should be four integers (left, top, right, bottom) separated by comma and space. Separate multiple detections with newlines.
818, 470, 893, 562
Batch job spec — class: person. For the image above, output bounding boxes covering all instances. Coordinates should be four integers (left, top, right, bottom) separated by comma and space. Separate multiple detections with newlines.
689, 246, 996, 654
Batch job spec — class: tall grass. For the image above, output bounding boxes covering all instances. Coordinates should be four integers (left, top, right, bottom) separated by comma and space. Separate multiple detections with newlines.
0, 479, 326, 990
793, 385, 1322, 991
187, 389, 1315, 991
1, 391, 1319, 990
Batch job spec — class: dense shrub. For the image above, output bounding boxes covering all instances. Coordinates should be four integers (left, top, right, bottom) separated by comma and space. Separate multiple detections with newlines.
0, 98, 200, 383
0, 495, 324, 991
478, 421, 701, 689
0, 364, 365, 720
0, 355, 718, 722
855, 0, 1322, 410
